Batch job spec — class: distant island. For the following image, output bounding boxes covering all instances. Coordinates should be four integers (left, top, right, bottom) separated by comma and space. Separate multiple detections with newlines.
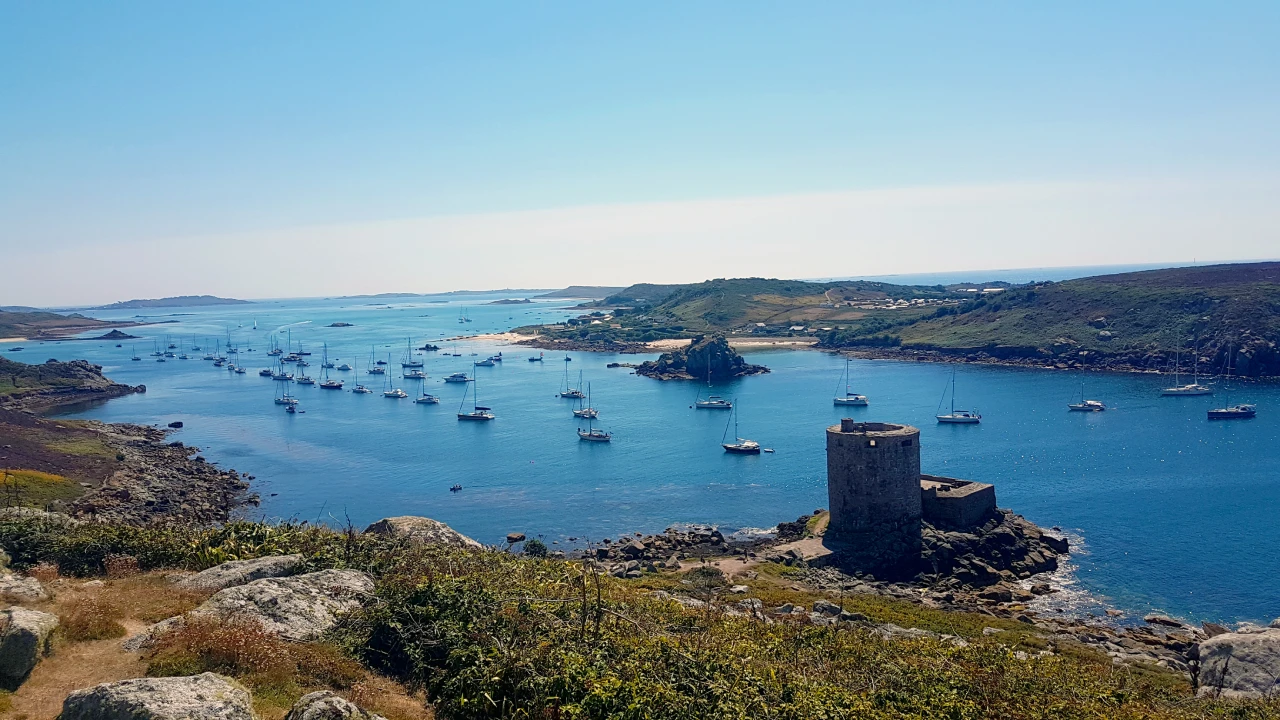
514, 263, 1280, 376
487, 298, 533, 305
327, 322, 355, 327
536, 285, 625, 299
92, 295, 250, 310
0, 308, 130, 341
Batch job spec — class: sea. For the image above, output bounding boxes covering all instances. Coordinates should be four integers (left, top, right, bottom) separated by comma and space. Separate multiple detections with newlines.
4, 291, 1278, 625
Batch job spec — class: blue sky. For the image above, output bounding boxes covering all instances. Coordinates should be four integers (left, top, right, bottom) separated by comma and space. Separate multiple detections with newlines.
2, 2, 1278, 304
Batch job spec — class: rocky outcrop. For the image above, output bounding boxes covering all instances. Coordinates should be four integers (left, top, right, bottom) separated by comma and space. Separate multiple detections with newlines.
61, 672, 255, 720
127, 569, 374, 651
0, 358, 145, 412
1197, 628, 1280, 698
193, 569, 373, 642
0, 507, 81, 526
915, 510, 1064, 587
69, 422, 255, 525
363, 516, 481, 549
175, 554, 304, 592
285, 691, 387, 720
635, 335, 768, 381
0, 572, 48, 602
0, 607, 58, 686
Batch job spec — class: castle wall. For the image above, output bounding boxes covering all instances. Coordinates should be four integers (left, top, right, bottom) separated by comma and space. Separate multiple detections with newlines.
920, 475, 997, 529
825, 420, 922, 571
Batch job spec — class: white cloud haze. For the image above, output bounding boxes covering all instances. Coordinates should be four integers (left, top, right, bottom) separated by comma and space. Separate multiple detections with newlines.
6, 176, 1277, 307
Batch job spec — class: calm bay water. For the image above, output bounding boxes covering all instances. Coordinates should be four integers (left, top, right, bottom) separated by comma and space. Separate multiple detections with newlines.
7, 294, 1279, 624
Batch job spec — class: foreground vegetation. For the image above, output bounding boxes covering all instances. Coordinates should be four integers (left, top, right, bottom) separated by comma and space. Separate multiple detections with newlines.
2, 516, 1277, 719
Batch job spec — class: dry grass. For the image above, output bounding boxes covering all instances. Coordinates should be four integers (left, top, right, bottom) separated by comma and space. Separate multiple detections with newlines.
103, 554, 140, 579
59, 596, 127, 641
27, 562, 59, 584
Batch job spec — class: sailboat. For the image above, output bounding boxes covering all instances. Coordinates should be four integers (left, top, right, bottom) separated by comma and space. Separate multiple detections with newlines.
832, 357, 868, 406
321, 343, 335, 369
694, 364, 732, 409
457, 372, 494, 421
577, 414, 611, 442
351, 359, 372, 394
320, 351, 344, 389
1208, 345, 1256, 419
131, 345, 141, 361
383, 355, 407, 397
721, 402, 761, 453
1068, 381, 1106, 412
936, 368, 981, 424
273, 381, 298, 406
560, 366, 585, 399
573, 382, 600, 418
367, 346, 385, 375
402, 338, 424, 368
1161, 342, 1213, 396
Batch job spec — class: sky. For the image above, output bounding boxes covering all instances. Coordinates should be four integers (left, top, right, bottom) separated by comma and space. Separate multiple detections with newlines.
1, 2, 1278, 306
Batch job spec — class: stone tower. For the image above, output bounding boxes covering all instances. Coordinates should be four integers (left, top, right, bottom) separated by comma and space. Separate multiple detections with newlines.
825, 420, 922, 573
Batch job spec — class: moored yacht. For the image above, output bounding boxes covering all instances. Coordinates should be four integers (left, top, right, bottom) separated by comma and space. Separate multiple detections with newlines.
936, 369, 981, 424
721, 404, 760, 454
832, 358, 868, 406
444, 372, 471, 383
1161, 344, 1213, 396
1208, 345, 1255, 420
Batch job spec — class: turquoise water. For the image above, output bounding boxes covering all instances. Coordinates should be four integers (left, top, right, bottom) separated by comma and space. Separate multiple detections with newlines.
7, 294, 1279, 624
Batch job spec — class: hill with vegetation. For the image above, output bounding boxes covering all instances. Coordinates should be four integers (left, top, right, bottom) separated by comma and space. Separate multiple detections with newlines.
0, 309, 122, 340
820, 262, 1280, 375
0, 356, 143, 409
91, 295, 250, 309
0, 515, 1274, 718
519, 277, 965, 345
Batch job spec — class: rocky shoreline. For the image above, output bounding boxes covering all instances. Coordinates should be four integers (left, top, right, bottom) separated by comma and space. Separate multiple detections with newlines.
560, 508, 1224, 677
67, 421, 258, 525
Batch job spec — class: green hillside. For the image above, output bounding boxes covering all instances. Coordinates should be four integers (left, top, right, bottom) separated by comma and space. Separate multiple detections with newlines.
821, 262, 1280, 375
0, 308, 117, 340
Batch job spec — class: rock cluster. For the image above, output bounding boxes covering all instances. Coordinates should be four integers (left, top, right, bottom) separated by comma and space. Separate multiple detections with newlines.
635, 335, 768, 381
1197, 626, 1280, 698
915, 510, 1065, 587
581, 526, 769, 576
285, 691, 387, 720
69, 422, 255, 525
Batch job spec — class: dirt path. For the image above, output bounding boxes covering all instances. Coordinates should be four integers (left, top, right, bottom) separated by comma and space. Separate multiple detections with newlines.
5, 620, 149, 719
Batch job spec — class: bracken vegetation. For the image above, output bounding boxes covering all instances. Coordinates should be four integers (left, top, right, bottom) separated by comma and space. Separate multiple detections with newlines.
2, 515, 1277, 719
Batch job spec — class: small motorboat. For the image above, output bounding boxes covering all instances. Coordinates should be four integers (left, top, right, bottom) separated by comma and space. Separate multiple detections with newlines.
528, 354, 544, 362
444, 372, 471, 383
285, 404, 297, 413
336, 363, 352, 371
474, 358, 495, 367
449, 484, 463, 492
260, 368, 274, 376
1208, 404, 1256, 420
320, 379, 344, 390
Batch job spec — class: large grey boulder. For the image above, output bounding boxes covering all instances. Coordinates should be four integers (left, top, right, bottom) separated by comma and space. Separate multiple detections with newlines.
195, 569, 373, 642
0, 606, 58, 684
0, 572, 48, 602
285, 691, 386, 720
61, 672, 254, 720
363, 516, 481, 549
175, 554, 304, 592
1198, 628, 1280, 698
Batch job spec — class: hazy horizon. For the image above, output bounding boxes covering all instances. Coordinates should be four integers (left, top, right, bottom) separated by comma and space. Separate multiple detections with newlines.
3, 3, 1277, 306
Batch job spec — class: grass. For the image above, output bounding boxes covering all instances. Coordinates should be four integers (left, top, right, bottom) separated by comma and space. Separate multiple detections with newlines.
43, 438, 114, 458
59, 596, 128, 641
0, 468, 84, 508
1, 516, 1278, 718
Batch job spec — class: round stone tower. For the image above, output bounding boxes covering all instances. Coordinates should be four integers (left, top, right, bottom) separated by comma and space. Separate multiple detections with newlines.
825, 420, 922, 574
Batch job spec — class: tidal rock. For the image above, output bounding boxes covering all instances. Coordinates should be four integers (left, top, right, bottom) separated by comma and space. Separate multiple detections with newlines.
1143, 614, 1183, 628
0, 573, 48, 602
285, 691, 387, 720
175, 554, 304, 592
0, 607, 58, 685
505, 533, 526, 544
195, 569, 374, 642
61, 672, 254, 720
635, 335, 769, 381
1202, 621, 1231, 638
1197, 628, 1280, 698
363, 516, 481, 549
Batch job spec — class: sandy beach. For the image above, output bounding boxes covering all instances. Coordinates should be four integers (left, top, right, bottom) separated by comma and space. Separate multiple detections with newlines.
647, 337, 818, 350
